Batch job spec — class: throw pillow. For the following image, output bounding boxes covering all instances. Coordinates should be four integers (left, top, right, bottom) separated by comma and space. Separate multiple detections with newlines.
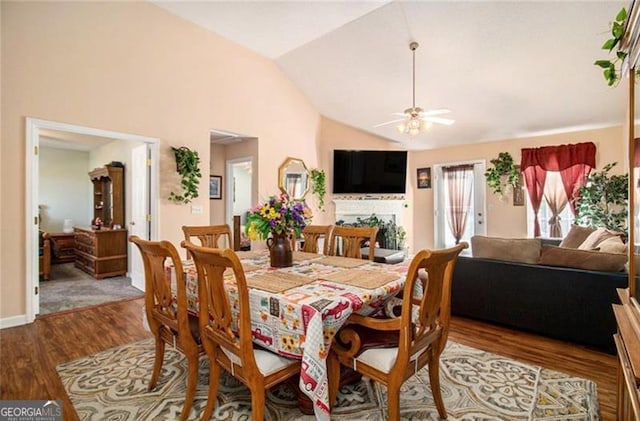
578, 227, 624, 250
471, 236, 541, 264
539, 245, 627, 272
559, 224, 595, 248
597, 236, 627, 254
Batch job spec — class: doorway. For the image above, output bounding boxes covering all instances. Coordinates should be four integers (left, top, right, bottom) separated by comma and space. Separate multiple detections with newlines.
434, 160, 487, 248
26, 118, 160, 322
226, 157, 254, 239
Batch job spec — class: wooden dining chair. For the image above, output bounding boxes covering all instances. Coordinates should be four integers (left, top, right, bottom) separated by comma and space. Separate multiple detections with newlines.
182, 224, 232, 259
301, 224, 333, 255
328, 242, 468, 420
181, 241, 301, 421
328, 225, 378, 261
128, 236, 203, 421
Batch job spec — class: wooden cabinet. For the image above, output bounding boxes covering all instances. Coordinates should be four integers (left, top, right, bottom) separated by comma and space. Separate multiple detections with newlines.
49, 232, 76, 264
613, 290, 640, 419
74, 227, 127, 279
90, 164, 124, 228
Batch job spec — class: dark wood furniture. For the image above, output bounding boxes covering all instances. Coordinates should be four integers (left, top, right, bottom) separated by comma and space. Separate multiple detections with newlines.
39, 231, 51, 281
49, 232, 76, 264
74, 227, 127, 279
89, 164, 124, 228
129, 236, 203, 421
613, 289, 640, 419
616, 3, 640, 419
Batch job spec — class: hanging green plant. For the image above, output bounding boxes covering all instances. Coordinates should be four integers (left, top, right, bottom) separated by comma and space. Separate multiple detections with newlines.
169, 146, 201, 204
485, 152, 520, 196
310, 168, 326, 211
594, 7, 634, 86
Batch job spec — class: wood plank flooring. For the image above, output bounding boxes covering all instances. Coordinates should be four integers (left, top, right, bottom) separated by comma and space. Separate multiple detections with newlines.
0, 298, 617, 420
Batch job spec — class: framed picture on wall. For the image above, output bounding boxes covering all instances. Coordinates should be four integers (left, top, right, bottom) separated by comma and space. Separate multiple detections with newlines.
209, 175, 222, 200
417, 167, 431, 189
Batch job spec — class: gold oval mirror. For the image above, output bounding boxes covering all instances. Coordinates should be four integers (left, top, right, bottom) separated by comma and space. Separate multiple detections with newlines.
278, 157, 310, 200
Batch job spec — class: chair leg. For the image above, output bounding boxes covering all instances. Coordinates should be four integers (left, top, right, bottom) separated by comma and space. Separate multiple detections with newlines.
429, 357, 447, 419
148, 337, 166, 391
327, 352, 340, 408
387, 382, 401, 421
250, 385, 266, 421
201, 359, 221, 421
180, 352, 199, 421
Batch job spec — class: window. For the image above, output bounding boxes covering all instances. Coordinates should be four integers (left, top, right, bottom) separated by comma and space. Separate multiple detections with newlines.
526, 171, 574, 238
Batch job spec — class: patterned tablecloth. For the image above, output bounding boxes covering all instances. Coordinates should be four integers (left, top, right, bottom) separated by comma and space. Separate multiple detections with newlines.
171, 250, 410, 421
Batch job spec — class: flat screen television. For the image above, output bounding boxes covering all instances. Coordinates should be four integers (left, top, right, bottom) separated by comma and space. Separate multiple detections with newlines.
333, 150, 408, 194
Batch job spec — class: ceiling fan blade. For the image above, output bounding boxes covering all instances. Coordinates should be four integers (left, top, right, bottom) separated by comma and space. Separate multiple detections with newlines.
422, 116, 455, 125
373, 118, 407, 128
418, 108, 451, 117
391, 112, 409, 117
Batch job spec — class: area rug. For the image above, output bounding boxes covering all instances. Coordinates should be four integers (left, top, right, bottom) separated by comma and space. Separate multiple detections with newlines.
57, 339, 599, 420
40, 263, 143, 315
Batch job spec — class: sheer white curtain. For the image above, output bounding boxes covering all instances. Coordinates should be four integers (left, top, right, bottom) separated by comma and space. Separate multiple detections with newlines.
543, 172, 569, 238
443, 165, 474, 244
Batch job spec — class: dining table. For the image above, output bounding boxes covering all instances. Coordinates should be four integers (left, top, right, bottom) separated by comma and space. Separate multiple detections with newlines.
170, 249, 411, 421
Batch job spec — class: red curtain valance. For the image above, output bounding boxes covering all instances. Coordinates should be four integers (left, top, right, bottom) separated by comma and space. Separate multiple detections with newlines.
520, 141, 596, 237
521, 142, 596, 171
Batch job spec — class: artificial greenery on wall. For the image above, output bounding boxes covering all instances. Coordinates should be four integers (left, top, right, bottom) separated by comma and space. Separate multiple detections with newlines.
485, 152, 520, 196
169, 146, 201, 204
594, 7, 630, 86
575, 162, 628, 233
310, 168, 326, 211
336, 214, 406, 251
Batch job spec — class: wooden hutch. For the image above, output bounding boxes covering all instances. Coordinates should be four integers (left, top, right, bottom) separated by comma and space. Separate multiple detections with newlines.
614, 1, 640, 418
74, 163, 128, 279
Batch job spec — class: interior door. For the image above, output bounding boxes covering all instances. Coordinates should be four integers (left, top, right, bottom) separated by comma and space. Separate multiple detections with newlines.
129, 144, 150, 290
434, 161, 487, 248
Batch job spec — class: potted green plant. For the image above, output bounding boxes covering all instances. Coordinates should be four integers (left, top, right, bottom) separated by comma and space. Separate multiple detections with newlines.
310, 168, 326, 211
169, 146, 201, 204
485, 152, 520, 196
575, 162, 628, 233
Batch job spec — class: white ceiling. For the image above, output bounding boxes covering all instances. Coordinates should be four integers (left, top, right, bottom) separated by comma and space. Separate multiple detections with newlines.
153, 1, 627, 150
40, 129, 116, 151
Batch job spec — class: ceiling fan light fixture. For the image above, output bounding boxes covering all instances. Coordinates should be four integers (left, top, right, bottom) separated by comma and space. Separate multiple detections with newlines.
389, 42, 452, 136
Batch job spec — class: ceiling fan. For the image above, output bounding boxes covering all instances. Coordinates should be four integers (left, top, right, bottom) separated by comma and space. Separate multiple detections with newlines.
374, 41, 454, 136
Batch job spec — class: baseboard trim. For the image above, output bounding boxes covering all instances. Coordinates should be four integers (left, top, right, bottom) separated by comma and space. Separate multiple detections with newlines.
0, 314, 29, 329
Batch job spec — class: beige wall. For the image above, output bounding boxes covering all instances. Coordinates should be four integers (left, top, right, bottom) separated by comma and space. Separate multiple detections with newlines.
39, 147, 92, 232
1, 2, 320, 319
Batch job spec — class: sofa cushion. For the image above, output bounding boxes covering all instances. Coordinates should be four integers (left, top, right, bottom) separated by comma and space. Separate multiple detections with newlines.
559, 224, 595, 248
471, 236, 541, 264
597, 236, 627, 254
539, 245, 627, 272
578, 228, 623, 250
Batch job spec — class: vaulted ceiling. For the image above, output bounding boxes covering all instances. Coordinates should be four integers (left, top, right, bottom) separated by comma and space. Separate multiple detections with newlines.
153, 1, 627, 150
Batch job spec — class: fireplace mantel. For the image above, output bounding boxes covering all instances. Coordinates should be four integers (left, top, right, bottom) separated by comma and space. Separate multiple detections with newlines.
333, 198, 406, 227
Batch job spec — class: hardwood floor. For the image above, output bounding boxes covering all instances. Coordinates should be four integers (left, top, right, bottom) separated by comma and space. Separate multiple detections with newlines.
0, 298, 617, 420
